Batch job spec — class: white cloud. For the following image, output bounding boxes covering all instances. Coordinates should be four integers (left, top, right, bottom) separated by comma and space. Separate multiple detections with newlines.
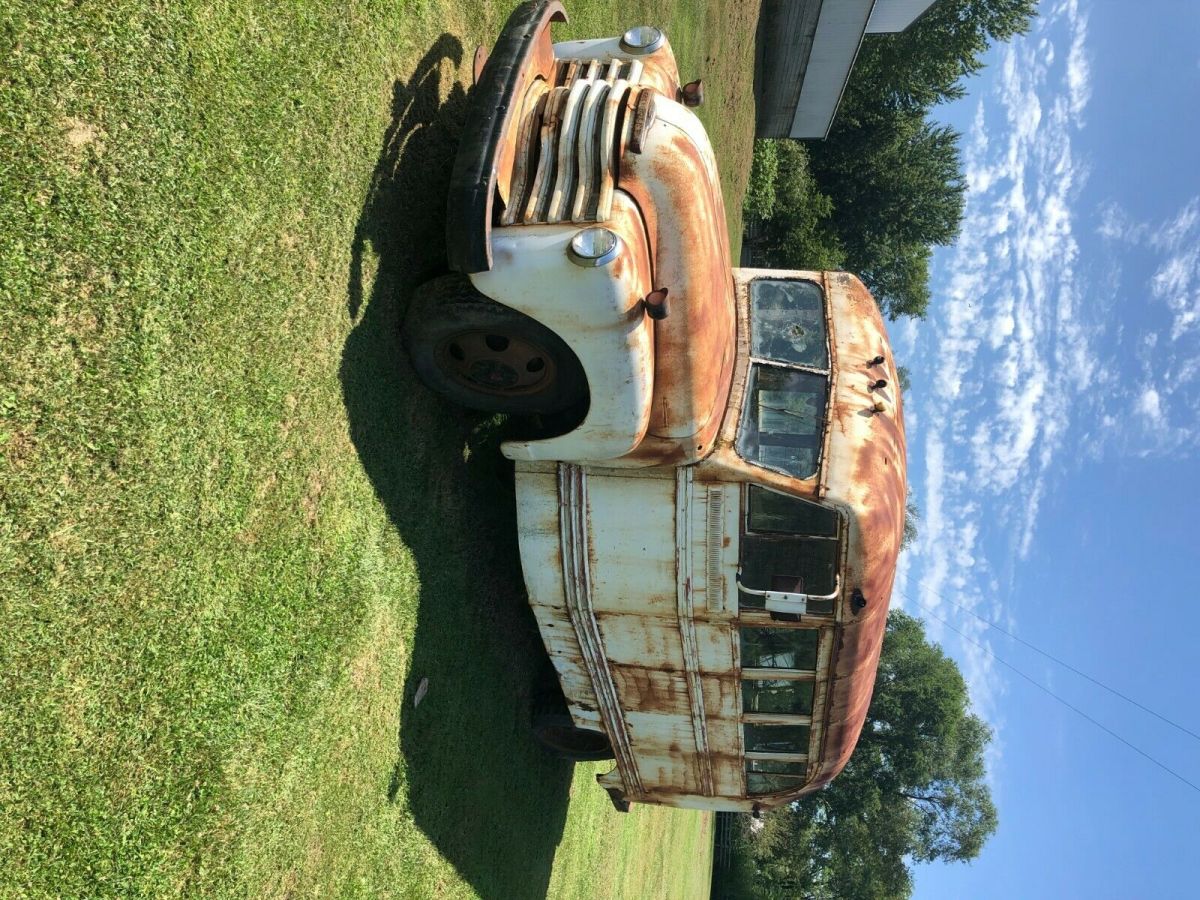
1095, 196, 1200, 451
1136, 386, 1165, 426
909, 2, 1093, 735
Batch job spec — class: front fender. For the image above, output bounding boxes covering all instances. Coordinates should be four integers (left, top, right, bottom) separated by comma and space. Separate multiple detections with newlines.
469, 192, 655, 463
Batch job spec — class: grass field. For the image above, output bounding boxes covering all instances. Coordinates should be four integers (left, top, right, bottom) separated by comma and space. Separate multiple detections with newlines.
0, 1, 757, 896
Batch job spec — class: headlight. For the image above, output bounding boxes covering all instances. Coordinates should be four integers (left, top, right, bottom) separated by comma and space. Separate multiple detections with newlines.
620, 25, 665, 55
567, 227, 622, 267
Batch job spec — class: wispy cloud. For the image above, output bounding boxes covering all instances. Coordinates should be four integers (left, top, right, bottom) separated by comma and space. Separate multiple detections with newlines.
1095, 197, 1200, 453
906, 1, 1093, 740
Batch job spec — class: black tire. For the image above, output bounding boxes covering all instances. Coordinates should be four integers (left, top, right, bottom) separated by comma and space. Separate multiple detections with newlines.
402, 274, 587, 415
531, 669, 615, 762
531, 711, 615, 762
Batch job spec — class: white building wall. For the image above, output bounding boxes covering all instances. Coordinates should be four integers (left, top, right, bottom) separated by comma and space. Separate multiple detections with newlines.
866, 0, 938, 33
788, 0, 875, 139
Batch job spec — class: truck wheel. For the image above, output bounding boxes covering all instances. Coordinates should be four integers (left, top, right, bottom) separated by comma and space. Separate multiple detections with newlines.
532, 712, 615, 762
403, 274, 587, 415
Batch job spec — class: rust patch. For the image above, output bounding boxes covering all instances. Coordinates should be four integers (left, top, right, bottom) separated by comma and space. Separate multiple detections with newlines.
616, 112, 736, 465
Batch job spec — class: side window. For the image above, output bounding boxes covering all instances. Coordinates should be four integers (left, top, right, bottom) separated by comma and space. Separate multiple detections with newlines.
746, 759, 807, 794
737, 279, 830, 480
742, 678, 815, 715
739, 486, 841, 615
740, 626, 818, 669
738, 624, 824, 797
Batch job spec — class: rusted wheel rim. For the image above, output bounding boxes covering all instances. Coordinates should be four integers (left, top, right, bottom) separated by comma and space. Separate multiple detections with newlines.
436, 330, 558, 397
537, 724, 610, 754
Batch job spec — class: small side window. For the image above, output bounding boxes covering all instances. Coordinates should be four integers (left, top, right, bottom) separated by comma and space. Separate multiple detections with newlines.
740, 627, 819, 670
747, 486, 837, 536
742, 679, 815, 716
746, 759, 807, 795
743, 723, 810, 754
739, 486, 841, 614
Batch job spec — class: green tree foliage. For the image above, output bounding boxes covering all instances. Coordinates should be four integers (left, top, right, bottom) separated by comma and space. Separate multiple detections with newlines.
743, 140, 843, 271
847, 0, 1040, 111
744, 138, 781, 222
902, 489, 920, 550
740, 612, 997, 899
807, 115, 963, 318
745, 0, 1037, 319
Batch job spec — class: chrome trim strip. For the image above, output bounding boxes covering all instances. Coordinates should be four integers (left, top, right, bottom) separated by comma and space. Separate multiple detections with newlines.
525, 83, 570, 223
502, 79, 549, 226
548, 61, 596, 222
558, 463, 644, 796
676, 466, 715, 795
571, 77, 612, 222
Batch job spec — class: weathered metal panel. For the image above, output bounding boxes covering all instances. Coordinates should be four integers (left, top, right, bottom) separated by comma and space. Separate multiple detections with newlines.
515, 468, 605, 725
804, 271, 906, 793
619, 98, 736, 452
691, 479, 741, 615
623, 707, 695, 750
705, 718, 746, 797
583, 473, 678, 616
674, 467, 714, 794
700, 675, 740, 723
591, 613, 686, 670
557, 464, 646, 795
612, 665, 691, 712
478, 192, 655, 463
693, 621, 737, 675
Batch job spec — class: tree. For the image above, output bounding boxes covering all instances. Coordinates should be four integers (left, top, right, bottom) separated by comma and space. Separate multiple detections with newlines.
743, 140, 843, 271
844, 0, 1039, 112
744, 612, 997, 899
902, 489, 920, 550
747, 0, 1038, 319
806, 112, 964, 318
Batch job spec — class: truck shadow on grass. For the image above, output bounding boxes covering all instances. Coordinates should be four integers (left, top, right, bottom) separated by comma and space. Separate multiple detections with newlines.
340, 34, 575, 900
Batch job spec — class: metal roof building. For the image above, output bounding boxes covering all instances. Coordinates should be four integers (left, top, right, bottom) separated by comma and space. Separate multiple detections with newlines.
754, 0, 938, 139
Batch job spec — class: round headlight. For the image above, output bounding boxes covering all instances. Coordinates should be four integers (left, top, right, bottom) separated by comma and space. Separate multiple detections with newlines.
568, 227, 622, 267
620, 25, 665, 55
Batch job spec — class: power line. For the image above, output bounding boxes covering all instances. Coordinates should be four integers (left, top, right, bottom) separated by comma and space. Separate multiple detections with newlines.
906, 593, 1200, 796
906, 586, 1200, 745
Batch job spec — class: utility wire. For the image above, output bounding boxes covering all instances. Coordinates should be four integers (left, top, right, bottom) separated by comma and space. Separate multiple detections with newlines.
907, 587, 1200, 745
906, 593, 1200, 796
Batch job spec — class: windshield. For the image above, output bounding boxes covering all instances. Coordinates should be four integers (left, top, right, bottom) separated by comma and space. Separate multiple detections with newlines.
737, 279, 831, 480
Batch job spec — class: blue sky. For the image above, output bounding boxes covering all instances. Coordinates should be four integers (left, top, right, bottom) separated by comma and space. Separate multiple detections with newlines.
890, 1, 1200, 896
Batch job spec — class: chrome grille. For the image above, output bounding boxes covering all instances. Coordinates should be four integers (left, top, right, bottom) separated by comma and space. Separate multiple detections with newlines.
503, 58, 644, 226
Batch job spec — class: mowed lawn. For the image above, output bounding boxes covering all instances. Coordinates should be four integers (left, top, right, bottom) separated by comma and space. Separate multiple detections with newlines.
0, 1, 756, 898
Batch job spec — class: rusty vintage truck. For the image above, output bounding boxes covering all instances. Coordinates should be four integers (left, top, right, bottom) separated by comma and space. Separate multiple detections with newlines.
403, 0, 906, 812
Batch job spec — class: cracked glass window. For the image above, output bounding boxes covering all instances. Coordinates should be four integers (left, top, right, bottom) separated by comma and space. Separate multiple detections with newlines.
750, 279, 828, 369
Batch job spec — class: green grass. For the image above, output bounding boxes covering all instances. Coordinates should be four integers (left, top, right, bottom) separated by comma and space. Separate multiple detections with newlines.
0, 0, 757, 896
548, 764, 714, 900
